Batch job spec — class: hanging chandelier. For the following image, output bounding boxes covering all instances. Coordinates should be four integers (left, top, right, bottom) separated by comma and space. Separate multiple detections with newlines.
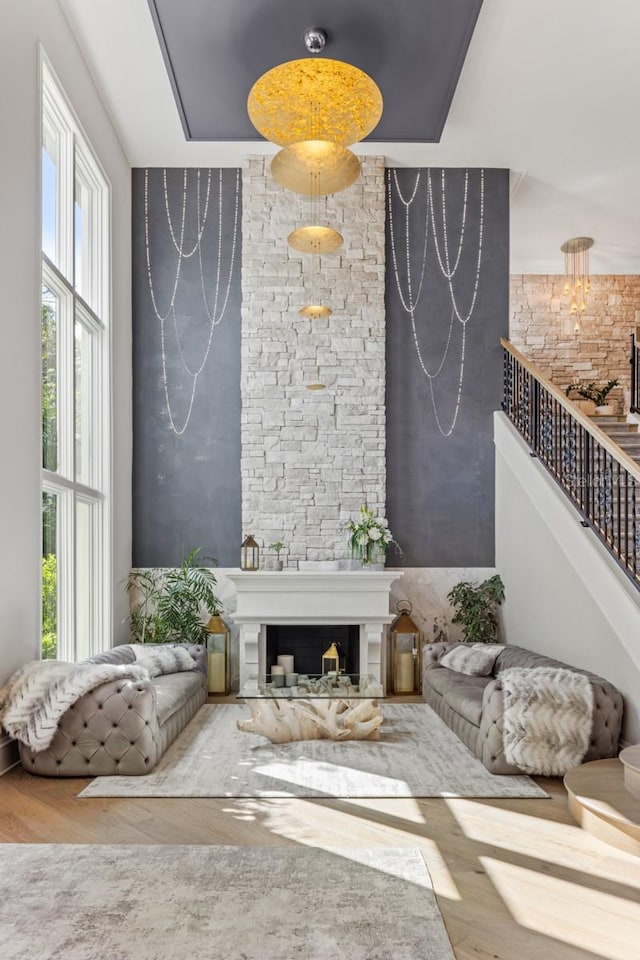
561, 236, 593, 330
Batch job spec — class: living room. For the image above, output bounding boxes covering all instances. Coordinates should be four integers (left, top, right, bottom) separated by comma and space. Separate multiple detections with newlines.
1, 1, 640, 958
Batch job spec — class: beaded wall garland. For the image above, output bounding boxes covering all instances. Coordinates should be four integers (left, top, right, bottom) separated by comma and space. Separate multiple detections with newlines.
144, 168, 240, 436
388, 168, 485, 437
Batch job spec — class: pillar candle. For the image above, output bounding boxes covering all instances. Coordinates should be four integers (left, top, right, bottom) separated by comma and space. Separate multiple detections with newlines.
277, 655, 295, 674
208, 652, 226, 694
396, 651, 415, 693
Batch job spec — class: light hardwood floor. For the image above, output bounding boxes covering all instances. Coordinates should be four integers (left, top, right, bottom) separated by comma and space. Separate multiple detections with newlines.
1, 701, 639, 960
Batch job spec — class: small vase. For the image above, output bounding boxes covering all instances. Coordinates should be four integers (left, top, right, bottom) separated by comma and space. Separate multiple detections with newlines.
355, 542, 386, 569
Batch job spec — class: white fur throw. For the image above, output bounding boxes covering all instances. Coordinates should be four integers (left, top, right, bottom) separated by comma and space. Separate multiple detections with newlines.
440, 644, 502, 676
0, 660, 150, 753
132, 645, 197, 678
501, 667, 594, 776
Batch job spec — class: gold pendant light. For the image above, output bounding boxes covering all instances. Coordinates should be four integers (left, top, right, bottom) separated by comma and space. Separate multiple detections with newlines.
247, 58, 383, 147
288, 225, 343, 254
271, 140, 361, 196
299, 304, 332, 319
561, 236, 593, 332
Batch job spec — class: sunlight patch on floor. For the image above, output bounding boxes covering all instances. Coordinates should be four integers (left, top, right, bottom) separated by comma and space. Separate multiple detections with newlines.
480, 856, 640, 960
443, 797, 640, 884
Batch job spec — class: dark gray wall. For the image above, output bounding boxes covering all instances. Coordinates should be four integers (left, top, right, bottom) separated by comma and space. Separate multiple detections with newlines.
132, 168, 242, 566
385, 168, 509, 566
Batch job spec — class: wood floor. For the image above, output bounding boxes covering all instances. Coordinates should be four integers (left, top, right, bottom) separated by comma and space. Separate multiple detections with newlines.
1, 759, 639, 960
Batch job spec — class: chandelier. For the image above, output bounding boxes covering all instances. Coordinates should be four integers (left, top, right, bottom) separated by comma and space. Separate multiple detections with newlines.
247, 29, 383, 384
561, 236, 593, 330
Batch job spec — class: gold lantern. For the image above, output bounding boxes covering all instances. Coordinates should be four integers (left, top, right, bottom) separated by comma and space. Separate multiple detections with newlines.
206, 615, 230, 695
322, 642, 341, 675
241, 535, 260, 571
390, 601, 421, 695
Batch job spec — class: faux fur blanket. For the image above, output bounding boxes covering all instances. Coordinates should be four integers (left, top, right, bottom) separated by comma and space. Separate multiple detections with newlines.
0, 660, 150, 753
501, 667, 594, 776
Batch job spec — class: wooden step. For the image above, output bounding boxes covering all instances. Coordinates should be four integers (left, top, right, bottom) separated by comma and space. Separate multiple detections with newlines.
620, 744, 640, 798
589, 415, 628, 425
565, 758, 640, 857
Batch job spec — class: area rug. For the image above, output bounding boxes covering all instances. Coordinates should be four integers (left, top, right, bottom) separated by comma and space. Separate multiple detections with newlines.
80, 703, 547, 799
0, 844, 454, 960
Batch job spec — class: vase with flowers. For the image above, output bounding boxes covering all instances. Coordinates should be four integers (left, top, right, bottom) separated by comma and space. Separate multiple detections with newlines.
346, 505, 394, 569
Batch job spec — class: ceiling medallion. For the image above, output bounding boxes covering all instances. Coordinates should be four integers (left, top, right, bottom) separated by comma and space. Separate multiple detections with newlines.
288, 225, 343, 254
271, 141, 361, 196
247, 58, 383, 147
298, 304, 333, 319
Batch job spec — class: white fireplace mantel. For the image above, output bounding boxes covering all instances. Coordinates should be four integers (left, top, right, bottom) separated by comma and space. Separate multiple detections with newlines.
226, 570, 403, 689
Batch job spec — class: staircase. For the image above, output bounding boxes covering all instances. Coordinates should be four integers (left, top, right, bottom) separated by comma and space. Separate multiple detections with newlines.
590, 416, 640, 464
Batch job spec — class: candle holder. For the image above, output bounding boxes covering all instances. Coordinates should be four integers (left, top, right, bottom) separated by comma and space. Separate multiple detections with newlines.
390, 601, 421, 694
206, 615, 230, 695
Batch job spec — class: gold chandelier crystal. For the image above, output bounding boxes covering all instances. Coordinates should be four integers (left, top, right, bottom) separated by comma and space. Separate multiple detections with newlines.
288, 225, 343, 255
247, 58, 383, 146
271, 141, 362, 196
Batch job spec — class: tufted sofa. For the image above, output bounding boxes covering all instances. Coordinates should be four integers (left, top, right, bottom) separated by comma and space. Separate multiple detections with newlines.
423, 642, 623, 775
19, 643, 207, 777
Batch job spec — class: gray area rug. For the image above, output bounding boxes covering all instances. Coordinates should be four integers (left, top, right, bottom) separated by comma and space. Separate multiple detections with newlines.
0, 844, 454, 960
80, 703, 547, 799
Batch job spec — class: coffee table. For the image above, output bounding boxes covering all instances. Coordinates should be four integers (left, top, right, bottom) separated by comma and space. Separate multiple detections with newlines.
236, 674, 385, 743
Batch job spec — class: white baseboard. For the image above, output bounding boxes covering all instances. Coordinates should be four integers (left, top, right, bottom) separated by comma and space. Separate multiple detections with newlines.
0, 735, 18, 775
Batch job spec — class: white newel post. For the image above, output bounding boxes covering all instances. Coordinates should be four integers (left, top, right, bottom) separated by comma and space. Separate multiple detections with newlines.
226, 570, 402, 691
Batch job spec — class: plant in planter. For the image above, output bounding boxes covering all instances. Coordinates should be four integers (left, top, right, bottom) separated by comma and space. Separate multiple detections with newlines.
565, 379, 619, 415
126, 547, 221, 645
447, 574, 505, 644
268, 541, 286, 571
346, 505, 394, 567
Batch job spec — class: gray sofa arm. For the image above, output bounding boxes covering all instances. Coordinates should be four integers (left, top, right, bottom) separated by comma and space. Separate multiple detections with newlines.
19, 676, 161, 777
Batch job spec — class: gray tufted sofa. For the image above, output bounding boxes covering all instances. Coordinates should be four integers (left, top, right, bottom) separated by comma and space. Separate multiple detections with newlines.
423, 642, 623, 775
19, 643, 207, 777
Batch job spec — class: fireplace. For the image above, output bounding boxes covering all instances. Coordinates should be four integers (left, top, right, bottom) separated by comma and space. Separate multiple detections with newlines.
226, 570, 402, 690
266, 624, 360, 677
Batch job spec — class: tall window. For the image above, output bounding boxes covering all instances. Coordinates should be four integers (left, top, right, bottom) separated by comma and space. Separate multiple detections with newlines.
41, 58, 110, 660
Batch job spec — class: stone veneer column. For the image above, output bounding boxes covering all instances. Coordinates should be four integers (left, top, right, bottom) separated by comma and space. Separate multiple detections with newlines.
241, 155, 386, 565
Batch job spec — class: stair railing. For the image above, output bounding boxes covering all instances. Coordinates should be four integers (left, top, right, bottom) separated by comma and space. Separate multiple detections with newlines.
631, 331, 640, 414
502, 338, 640, 589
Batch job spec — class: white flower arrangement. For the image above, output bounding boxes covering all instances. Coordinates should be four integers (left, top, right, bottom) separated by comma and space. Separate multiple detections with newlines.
346, 505, 394, 565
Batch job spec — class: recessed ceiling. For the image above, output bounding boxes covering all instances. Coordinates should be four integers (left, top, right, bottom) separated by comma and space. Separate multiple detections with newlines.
60, 0, 640, 273
147, 0, 483, 142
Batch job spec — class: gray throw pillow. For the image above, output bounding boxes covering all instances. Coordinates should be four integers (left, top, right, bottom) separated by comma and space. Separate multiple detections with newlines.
440, 644, 501, 677
132, 645, 197, 678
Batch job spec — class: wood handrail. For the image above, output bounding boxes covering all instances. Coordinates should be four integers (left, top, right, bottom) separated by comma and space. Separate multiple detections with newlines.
501, 337, 640, 483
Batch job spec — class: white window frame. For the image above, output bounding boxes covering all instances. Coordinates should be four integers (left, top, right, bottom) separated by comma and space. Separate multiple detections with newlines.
40, 52, 111, 661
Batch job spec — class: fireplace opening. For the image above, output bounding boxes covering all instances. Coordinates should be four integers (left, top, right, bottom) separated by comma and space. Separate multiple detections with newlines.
266, 625, 360, 677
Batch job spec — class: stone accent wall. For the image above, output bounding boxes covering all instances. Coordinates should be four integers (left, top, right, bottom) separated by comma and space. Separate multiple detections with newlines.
510, 274, 640, 412
241, 156, 386, 565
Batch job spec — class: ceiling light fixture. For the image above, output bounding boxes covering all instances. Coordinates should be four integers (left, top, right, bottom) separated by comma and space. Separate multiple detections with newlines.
288, 225, 343, 255
271, 140, 361, 196
561, 236, 593, 331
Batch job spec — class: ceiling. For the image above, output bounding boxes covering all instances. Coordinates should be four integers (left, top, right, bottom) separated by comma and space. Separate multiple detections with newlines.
60, 0, 640, 273
147, 0, 482, 142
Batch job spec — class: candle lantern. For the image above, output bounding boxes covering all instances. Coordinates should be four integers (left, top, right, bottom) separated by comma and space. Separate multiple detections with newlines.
322, 642, 341, 675
390, 601, 421, 694
241, 534, 260, 571
206, 615, 230, 695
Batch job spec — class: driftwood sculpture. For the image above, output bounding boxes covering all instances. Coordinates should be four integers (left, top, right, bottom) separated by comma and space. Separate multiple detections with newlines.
237, 696, 383, 743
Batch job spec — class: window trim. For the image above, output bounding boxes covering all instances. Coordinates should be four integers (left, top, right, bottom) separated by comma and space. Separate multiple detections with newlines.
40, 49, 112, 661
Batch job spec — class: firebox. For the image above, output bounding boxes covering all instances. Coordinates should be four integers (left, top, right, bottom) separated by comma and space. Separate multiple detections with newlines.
266, 624, 360, 677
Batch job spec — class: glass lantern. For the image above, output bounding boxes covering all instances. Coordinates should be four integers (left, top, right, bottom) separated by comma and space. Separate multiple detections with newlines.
241, 534, 260, 571
390, 601, 421, 694
206, 614, 230, 695
322, 642, 340, 675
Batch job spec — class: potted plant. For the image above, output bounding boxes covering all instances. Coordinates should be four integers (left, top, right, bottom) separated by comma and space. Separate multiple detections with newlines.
126, 547, 221, 645
447, 574, 505, 644
346, 505, 394, 568
565, 382, 596, 415
565, 379, 619, 416
268, 541, 286, 571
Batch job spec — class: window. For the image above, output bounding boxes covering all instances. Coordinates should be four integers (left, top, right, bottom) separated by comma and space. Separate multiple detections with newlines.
41, 58, 110, 660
